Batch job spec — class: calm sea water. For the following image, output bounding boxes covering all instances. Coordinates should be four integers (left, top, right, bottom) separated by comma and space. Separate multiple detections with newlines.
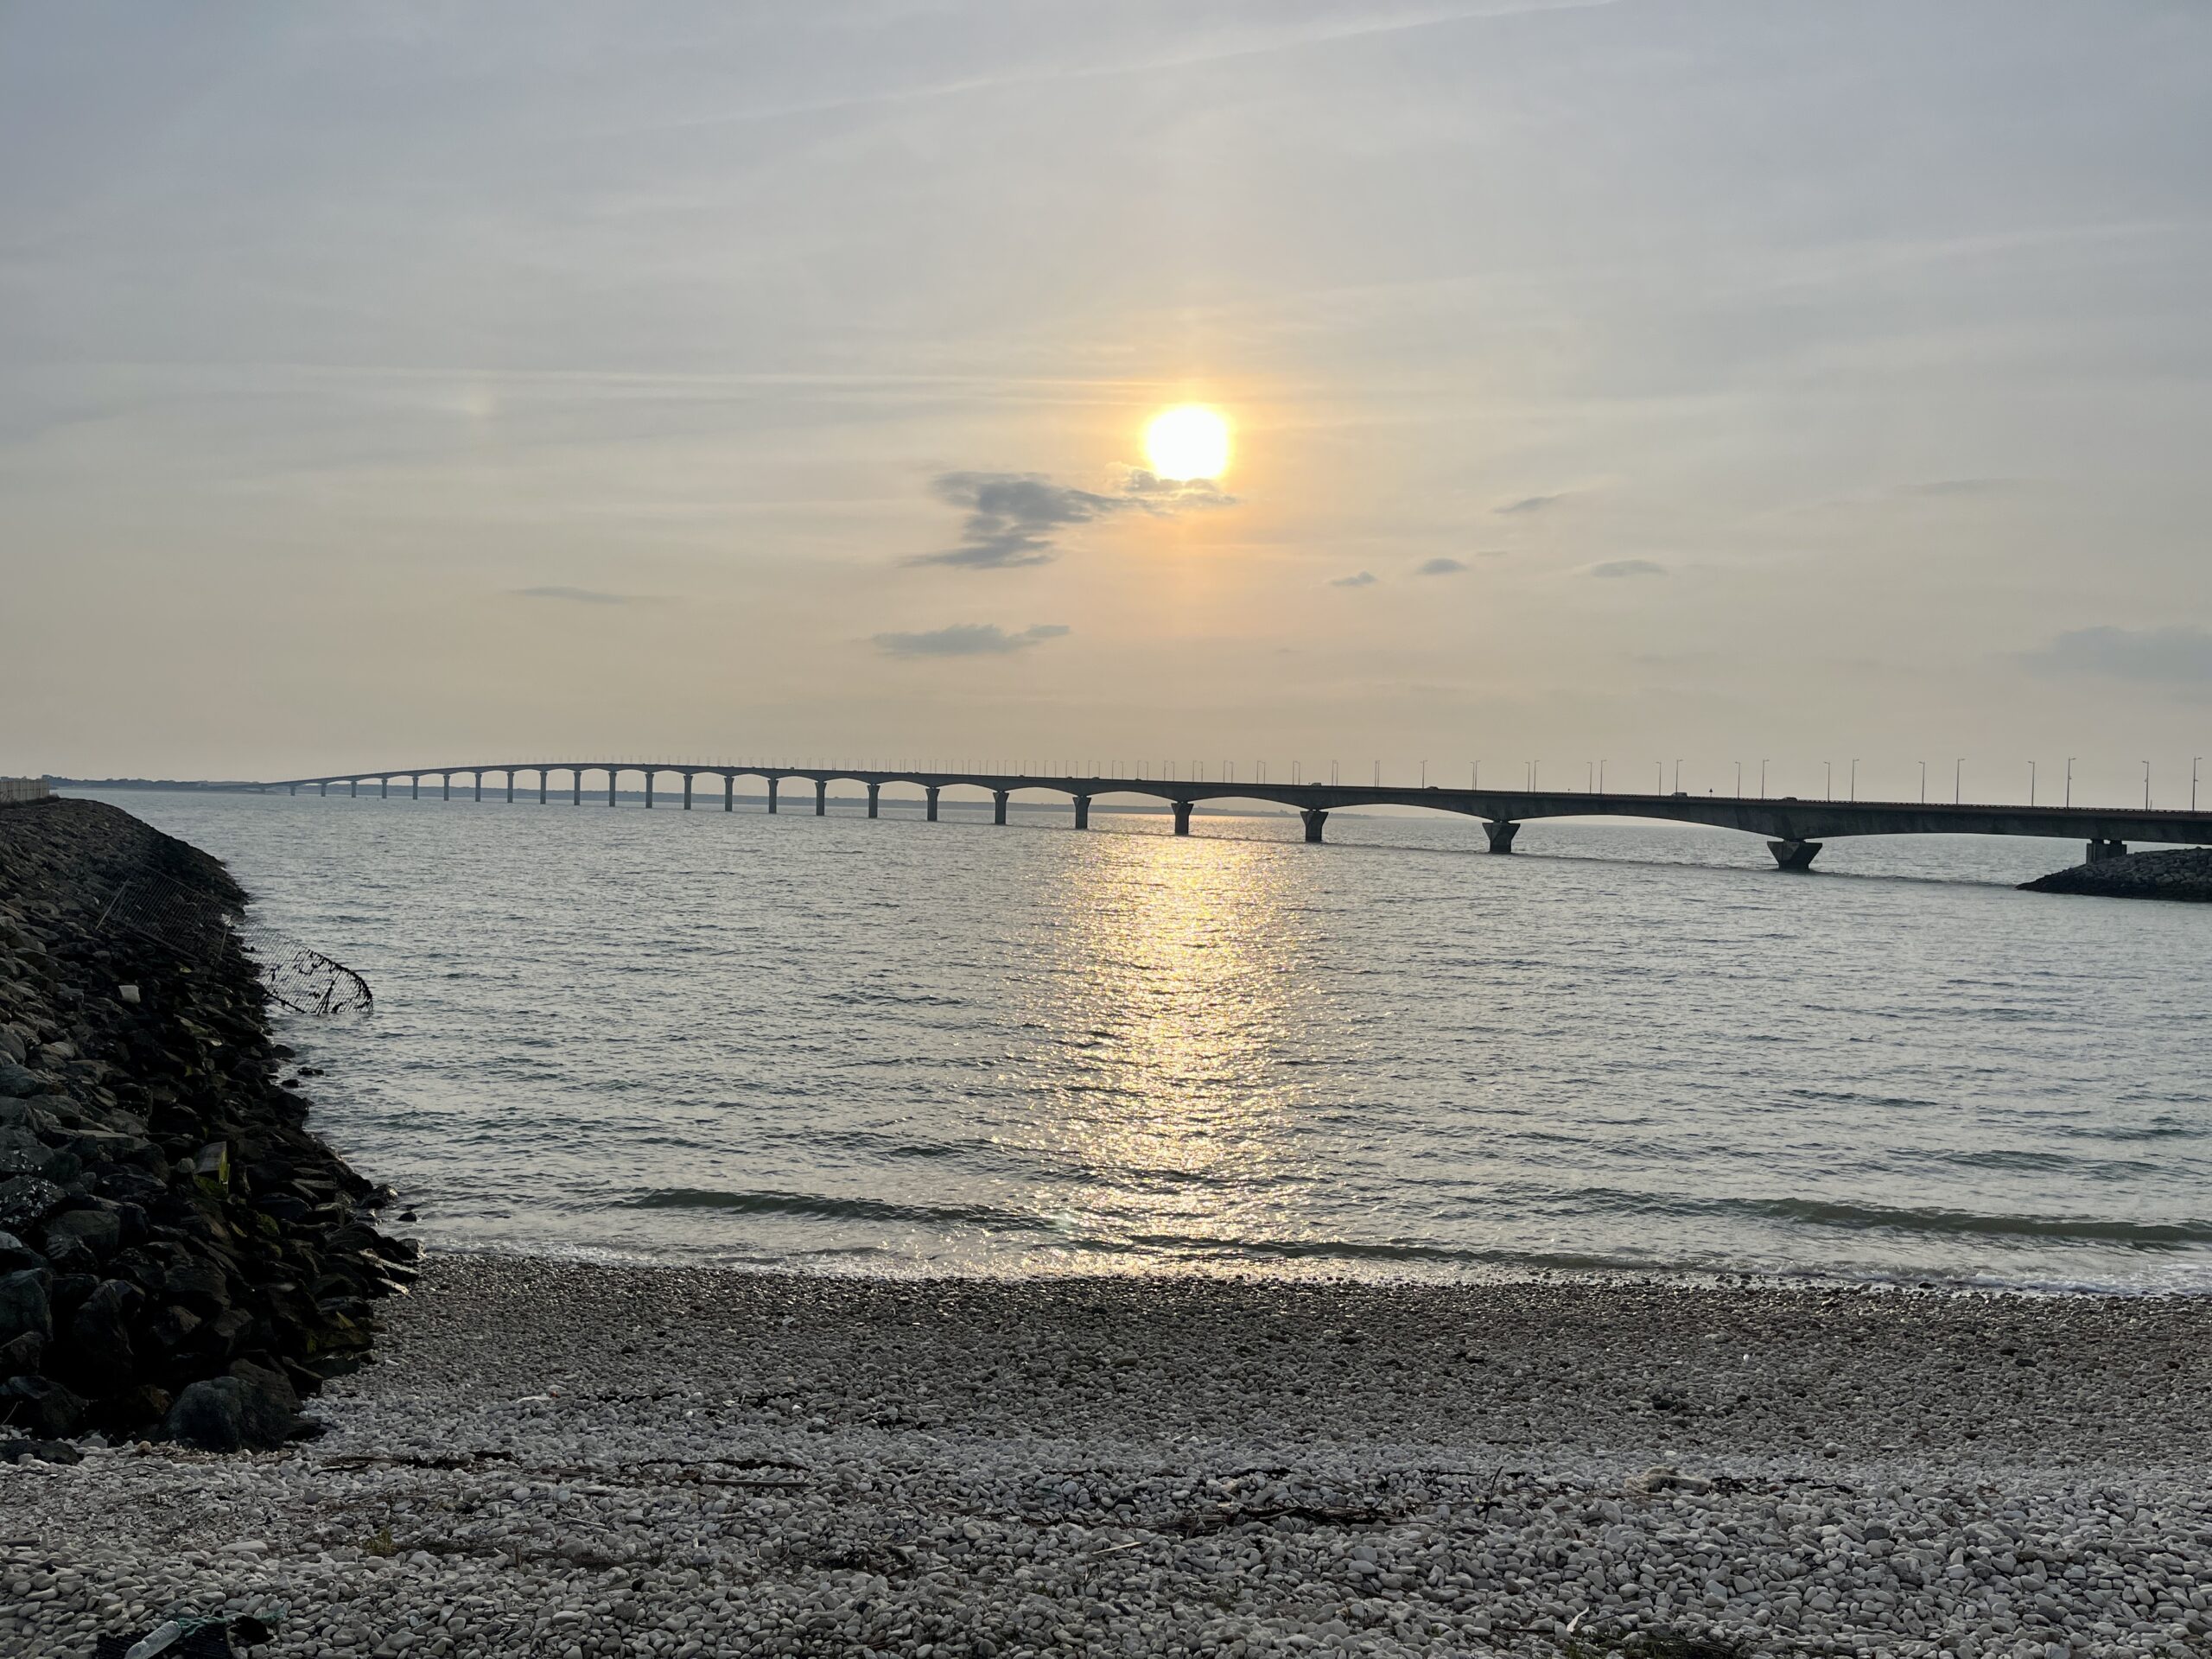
73, 786, 2212, 1293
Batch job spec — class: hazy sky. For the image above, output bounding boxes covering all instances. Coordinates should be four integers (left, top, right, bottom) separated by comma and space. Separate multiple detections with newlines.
7, 2, 2210, 804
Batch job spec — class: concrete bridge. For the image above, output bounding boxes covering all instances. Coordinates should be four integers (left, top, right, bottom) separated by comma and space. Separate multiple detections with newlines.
258, 762, 2212, 869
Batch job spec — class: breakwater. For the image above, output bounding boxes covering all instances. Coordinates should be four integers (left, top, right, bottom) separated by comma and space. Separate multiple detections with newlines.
0, 797, 407, 1455
2022, 844, 2212, 902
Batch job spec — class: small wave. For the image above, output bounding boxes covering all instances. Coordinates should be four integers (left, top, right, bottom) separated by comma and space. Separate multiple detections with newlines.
625, 1187, 1040, 1231
1720, 1195, 2212, 1249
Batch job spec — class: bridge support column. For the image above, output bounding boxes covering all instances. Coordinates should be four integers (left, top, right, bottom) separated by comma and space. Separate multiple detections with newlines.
1073, 794, 1090, 830
767, 777, 779, 814
926, 785, 939, 822
645, 772, 655, 809
573, 770, 582, 806
724, 774, 734, 812
379, 777, 387, 798
1767, 838, 1822, 871
505, 772, 514, 804
319, 781, 327, 797
867, 782, 880, 818
607, 771, 617, 807
349, 779, 358, 798
2086, 838, 2128, 863
1302, 808, 1327, 843
1484, 819, 1519, 854
683, 773, 694, 810
289, 785, 297, 796
817, 779, 828, 816
1173, 801, 1193, 836
993, 790, 1009, 825
538, 770, 547, 805
410, 776, 419, 800
442, 773, 450, 801
474, 772, 482, 803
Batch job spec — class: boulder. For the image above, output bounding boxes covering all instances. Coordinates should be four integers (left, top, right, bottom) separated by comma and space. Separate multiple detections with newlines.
162, 1360, 303, 1451
0, 1174, 62, 1235
0, 1331, 43, 1379
0, 1267, 50, 1344
0, 1374, 86, 1438
0, 1061, 40, 1098
42, 1205, 122, 1267
0, 1229, 41, 1273
63, 1277, 140, 1383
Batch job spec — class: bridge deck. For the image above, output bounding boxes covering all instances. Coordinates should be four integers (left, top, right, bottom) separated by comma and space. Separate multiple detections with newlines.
257, 762, 2212, 859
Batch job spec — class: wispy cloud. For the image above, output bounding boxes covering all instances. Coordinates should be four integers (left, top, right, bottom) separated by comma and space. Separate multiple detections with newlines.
513, 585, 646, 605
872, 622, 1071, 658
1897, 478, 2022, 498
1414, 556, 1469, 576
1332, 571, 1380, 588
1587, 558, 1666, 579
2021, 625, 2212, 684
1497, 493, 1567, 515
909, 468, 1236, 569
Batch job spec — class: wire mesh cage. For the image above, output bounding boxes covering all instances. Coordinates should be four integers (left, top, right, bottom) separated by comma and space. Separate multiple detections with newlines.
96, 870, 372, 1015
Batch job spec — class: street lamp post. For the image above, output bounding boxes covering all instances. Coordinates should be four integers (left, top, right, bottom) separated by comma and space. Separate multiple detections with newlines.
1955, 758, 1963, 805
2195, 757, 2202, 813
1733, 760, 1742, 796
1674, 759, 1682, 793
1919, 760, 1926, 804
2144, 760, 2152, 810
1824, 760, 1832, 800
2065, 758, 2073, 808
1760, 759, 1770, 798
2029, 760, 2037, 807
1849, 758, 1859, 801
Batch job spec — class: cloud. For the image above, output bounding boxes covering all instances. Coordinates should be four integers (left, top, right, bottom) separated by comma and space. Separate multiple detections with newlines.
908, 468, 1236, 569
1497, 493, 1567, 515
1897, 478, 2020, 498
1414, 556, 1469, 576
1587, 558, 1667, 579
513, 585, 644, 604
872, 622, 1071, 658
1331, 571, 1379, 588
2020, 625, 2212, 685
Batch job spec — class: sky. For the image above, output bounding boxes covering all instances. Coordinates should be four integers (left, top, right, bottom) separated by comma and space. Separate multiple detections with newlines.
5, 1, 2210, 806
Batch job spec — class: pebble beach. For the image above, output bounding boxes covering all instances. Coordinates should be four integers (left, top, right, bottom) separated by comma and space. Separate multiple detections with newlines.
6, 1255, 2209, 1657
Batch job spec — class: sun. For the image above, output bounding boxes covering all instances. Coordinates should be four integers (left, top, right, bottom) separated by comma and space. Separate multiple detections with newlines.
1145, 405, 1231, 481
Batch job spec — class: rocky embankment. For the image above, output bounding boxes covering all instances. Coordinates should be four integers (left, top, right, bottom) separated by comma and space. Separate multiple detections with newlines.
0, 797, 409, 1458
2022, 845, 2212, 901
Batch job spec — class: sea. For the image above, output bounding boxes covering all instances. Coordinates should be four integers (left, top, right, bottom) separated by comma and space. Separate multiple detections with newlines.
70, 785, 2212, 1294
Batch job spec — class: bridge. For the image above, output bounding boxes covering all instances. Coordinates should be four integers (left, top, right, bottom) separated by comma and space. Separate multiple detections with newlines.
258, 762, 2212, 869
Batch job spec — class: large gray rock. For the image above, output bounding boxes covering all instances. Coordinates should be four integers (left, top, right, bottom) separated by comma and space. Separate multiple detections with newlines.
0, 1268, 50, 1344
64, 1278, 140, 1383
0, 1374, 85, 1438
41, 1205, 120, 1267
0, 1229, 41, 1273
0, 1061, 40, 1098
162, 1363, 306, 1452
0, 1331, 42, 1379
0, 1174, 62, 1235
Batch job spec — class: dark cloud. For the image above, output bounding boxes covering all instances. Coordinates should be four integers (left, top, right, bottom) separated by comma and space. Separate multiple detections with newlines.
1588, 558, 1667, 579
909, 468, 1235, 569
1497, 493, 1567, 515
1331, 570, 1379, 588
513, 585, 644, 604
2021, 625, 2212, 684
872, 622, 1071, 658
1414, 556, 1469, 576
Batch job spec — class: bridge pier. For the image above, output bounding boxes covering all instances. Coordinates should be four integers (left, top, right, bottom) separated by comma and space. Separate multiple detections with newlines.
442, 773, 450, 801
1767, 838, 1822, 871
1484, 819, 1519, 854
645, 772, 655, 809
926, 785, 939, 822
319, 781, 327, 797
289, 784, 296, 796
607, 770, 617, 807
816, 779, 828, 816
410, 775, 419, 801
1173, 801, 1193, 836
573, 770, 582, 806
724, 773, 734, 812
349, 779, 358, 798
2086, 838, 2129, 863
994, 789, 1009, 825
683, 772, 694, 810
767, 777, 779, 814
1073, 794, 1090, 830
1302, 808, 1327, 843
538, 770, 548, 805
474, 772, 483, 803
867, 782, 880, 818
379, 777, 387, 798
